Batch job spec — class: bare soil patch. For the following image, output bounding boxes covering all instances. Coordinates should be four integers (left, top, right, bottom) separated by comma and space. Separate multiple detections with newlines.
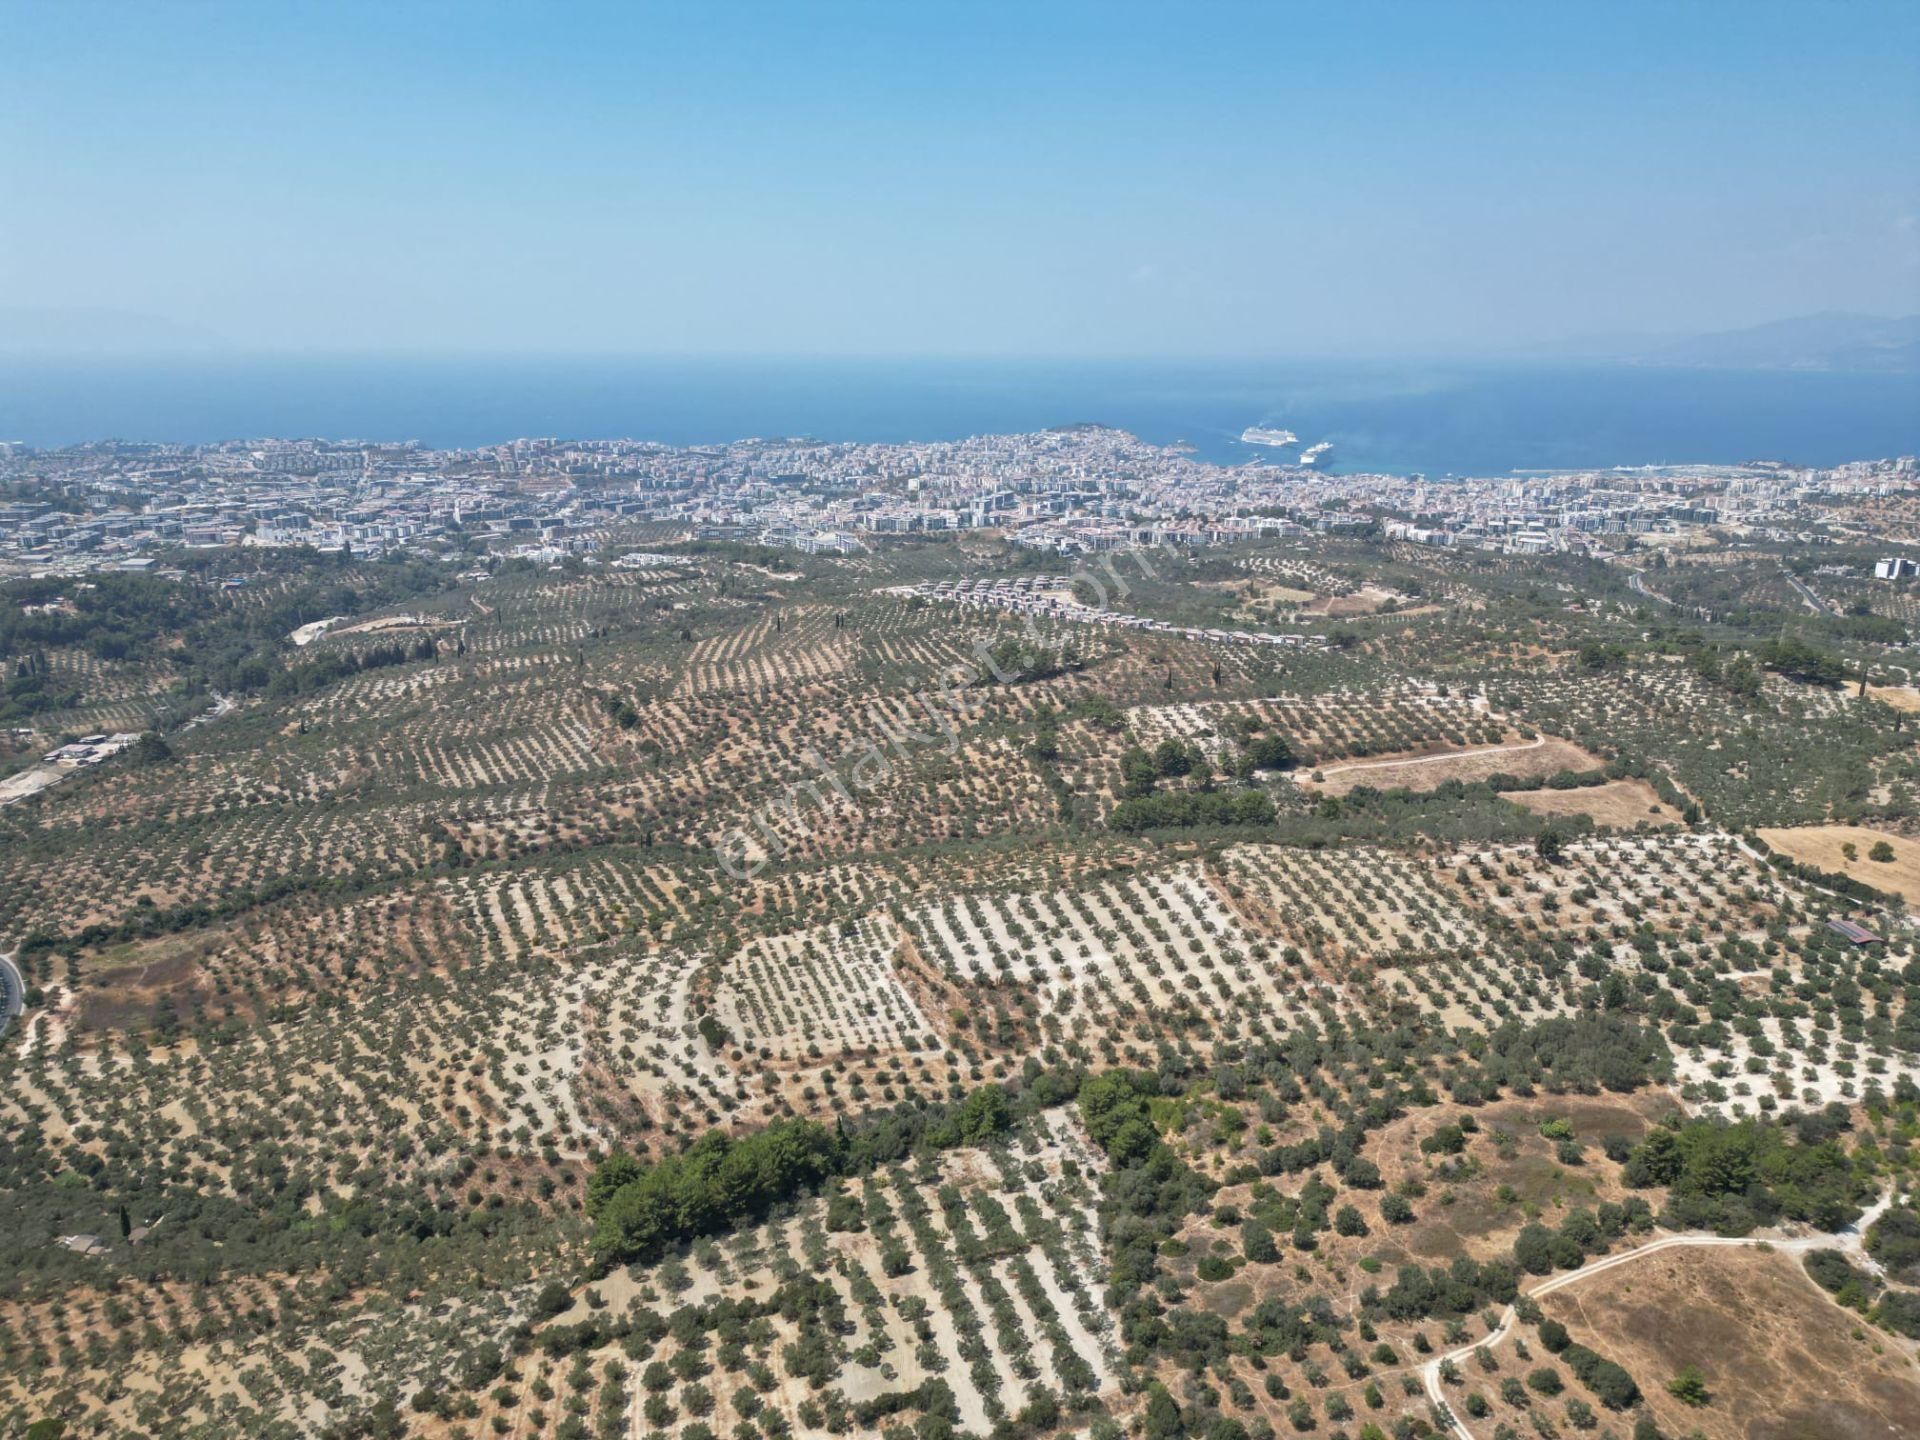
75, 933, 221, 1031
1755, 823, 1920, 905
1306, 585, 1399, 617
1299, 736, 1602, 796
0, 764, 68, 807
1501, 778, 1678, 830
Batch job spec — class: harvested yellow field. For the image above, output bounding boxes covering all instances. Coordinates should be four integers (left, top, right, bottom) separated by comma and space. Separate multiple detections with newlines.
1502, 777, 1678, 829
1866, 684, 1920, 713
1755, 823, 1920, 903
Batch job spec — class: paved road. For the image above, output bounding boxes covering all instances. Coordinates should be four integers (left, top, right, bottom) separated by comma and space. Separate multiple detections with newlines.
1781, 568, 1837, 617
179, 689, 236, 733
0, 951, 23, 1036
1627, 572, 1674, 608
1420, 1202, 1900, 1440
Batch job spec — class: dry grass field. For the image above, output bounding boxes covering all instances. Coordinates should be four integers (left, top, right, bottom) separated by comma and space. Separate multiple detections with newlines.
1756, 823, 1920, 904
1867, 684, 1920, 714
1501, 777, 1679, 829
1299, 735, 1603, 795
1517, 1246, 1920, 1440
1306, 584, 1402, 617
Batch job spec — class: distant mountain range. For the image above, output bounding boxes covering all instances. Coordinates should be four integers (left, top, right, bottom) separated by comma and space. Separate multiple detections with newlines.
1548, 312, 1920, 374
3, 306, 1915, 373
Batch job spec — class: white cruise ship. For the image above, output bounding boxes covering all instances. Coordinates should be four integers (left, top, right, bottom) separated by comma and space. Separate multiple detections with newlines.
1240, 426, 1297, 447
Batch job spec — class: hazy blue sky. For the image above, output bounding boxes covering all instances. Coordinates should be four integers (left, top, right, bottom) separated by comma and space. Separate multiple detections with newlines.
4, 1, 1917, 356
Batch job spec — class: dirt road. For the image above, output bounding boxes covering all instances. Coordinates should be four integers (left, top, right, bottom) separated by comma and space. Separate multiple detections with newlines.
1311, 735, 1546, 778
1421, 1201, 1898, 1439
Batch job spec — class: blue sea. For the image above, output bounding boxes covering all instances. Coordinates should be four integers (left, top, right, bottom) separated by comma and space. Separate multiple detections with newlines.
1, 354, 1915, 476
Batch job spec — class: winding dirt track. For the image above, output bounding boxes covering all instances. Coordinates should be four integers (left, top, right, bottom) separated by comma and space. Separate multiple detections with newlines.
1310, 735, 1547, 778
1421, 1194, 1896, 1439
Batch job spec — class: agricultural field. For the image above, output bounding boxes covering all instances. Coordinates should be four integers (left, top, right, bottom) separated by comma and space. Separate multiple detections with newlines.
1756, 824, 1920, 906
527, 1109, 1122, 1440
1126, 687, 1502, 769
3, 529, 1920, 1440
1298, 737, 1603, 797
1499, 778, 1678, 830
